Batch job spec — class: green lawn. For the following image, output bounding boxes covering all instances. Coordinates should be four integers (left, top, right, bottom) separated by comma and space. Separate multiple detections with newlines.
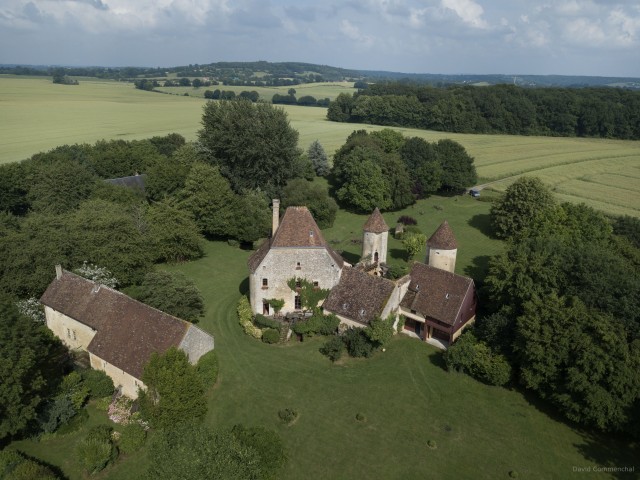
2, 76, 638, 216
7, 197, 638, 479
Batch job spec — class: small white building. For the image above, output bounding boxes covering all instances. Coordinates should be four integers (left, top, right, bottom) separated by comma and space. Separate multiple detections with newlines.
40, 266, 214, 399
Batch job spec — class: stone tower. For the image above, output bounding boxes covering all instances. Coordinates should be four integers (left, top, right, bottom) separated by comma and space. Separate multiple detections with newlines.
426, 221, 458, 273
362, 207, 389, 268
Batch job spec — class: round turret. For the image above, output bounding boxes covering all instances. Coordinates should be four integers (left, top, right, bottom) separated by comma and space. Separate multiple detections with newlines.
426, 221, 457, 273
362, 207, 389, 267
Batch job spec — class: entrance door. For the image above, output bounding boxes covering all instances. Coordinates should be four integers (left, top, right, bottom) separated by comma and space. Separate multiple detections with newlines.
262, 301, 270, 315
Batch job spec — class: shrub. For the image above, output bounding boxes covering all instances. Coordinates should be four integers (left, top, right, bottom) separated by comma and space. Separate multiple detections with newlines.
404, 225, 422, 235
118, 423, 147, 454
444, 331, 512, 386
385, 264, 408, 280
196, 350, 219, 388
343, 328, 373, 358
320, 336, 345, 362
81, 369, 114, 398
278, 408, 298, 424
60, 371, 89, 410
237, 297, 262, 339
39, 394, 76, 434
262, 328, 280, 344
355, 413, 365, 422
56, 408, 88, 435
427, 440, 437, 449
397, 215, 417, 225
0, 450, 58, 480
231, 425, 287, 480
293, 312, 339, 337
254, 314, 281, 331
77, 426, 117, 474
94, 396, 111, 412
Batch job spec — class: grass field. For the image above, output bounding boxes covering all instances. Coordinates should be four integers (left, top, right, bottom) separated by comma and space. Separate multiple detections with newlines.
7, 197, 639, 479
154, 80, 357, 102
1, 76, 638, 216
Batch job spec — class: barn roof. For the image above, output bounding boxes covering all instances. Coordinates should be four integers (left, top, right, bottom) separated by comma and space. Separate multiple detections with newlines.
363, 208, 389, 234
40, 270, 213, 379
400, 262, 474, 326
104, 174, 147, 191
247, 206, 344, 272
427, 221, 458, 250
323, 267, 395, 325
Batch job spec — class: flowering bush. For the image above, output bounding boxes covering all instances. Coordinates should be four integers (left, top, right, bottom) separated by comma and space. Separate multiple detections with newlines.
74, 261, 119, 288
108, 394, 133, 425
16, 297, 45, 323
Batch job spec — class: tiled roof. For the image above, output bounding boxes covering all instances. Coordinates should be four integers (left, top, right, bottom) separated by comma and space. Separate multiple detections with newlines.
363, 208, 389, 234
104, 174, 147, 191
40, 270, 212, 379
400, 262, 473, 326
247, 206, 344, 272
323, 267, 395, 325
427, 221, 458, 250
272, 207, 325, 247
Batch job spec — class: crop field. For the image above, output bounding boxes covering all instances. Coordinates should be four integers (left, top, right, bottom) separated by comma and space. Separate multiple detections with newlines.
154, 80, 357, 102
1, 76, 638, 216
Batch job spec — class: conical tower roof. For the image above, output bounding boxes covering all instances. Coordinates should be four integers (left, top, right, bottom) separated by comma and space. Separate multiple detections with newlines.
427, 221, 458, 249
363, 208, 389, 234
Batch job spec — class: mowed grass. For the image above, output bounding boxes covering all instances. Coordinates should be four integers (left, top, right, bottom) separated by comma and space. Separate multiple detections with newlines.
7, 198, 639, 479
162, 218, 637, 480
1, 76, 638, 216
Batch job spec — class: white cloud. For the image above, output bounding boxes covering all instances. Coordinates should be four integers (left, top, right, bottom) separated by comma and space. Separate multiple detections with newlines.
441, 0, 488, 29
340, 19, 374, 47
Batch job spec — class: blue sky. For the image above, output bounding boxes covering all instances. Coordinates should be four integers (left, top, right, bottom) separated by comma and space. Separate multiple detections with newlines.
1, 0, 639, 76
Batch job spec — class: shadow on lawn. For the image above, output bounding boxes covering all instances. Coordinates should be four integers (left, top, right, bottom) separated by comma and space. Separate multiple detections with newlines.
468, 213, 496, 239
464, 255, 492, 286
238, 277, 249, 295
573, 430, 639, 479
389, 248, 409, 262
427, 350, 447, 370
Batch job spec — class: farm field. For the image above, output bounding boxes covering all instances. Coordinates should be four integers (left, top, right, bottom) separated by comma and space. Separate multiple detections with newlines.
10, 197, 638, 479
1, 76, 638, 216
154, 80, 357, 102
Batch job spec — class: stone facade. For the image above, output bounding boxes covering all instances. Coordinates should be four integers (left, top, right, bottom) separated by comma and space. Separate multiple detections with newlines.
427, 247, 457, 273
248, 204, 345, 315
45, 306, 97, 352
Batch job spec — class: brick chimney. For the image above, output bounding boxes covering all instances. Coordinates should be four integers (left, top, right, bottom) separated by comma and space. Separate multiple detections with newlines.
272, 199, 280, 236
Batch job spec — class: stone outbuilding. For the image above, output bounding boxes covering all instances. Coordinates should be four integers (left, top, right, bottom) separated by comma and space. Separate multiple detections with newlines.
426, 220, 458, 274
398, 262, 476, 345
361, 207, 389, 274
247, 202, 346, 316
323, 267, 409, 328
40, 266, 214, 399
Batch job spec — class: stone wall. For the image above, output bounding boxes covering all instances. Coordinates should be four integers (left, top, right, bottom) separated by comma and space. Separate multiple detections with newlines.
44, 306, 97, 351
362, 231, 388, 265
427, 247, 457, 273
250, 247, 343, 314
89, 353, 144, 399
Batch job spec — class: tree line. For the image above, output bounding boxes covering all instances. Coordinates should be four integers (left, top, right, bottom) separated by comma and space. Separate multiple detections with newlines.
327, 83, 640, 140
446, 177, 640, 438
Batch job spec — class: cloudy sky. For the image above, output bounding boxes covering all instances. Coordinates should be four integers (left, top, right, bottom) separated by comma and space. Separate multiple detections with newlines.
1, 0, 639, 77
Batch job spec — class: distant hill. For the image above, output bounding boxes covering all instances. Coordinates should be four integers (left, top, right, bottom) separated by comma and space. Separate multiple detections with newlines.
1, 61, 639, 89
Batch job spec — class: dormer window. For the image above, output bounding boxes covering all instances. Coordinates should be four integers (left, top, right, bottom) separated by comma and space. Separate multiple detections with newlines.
342, 302, 348, 310
445, 293, 450, 299
359, 309, 365, 316
309, 230, 314, 237
415, 284, 420, 291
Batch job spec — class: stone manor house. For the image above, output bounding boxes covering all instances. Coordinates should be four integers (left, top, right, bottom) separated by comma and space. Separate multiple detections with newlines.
249, 201, 477, 346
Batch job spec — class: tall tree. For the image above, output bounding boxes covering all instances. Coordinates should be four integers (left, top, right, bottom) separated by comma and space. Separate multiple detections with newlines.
177, 163, 237, 238
136, 271, 204, 323
490, 176, 556, 239
281, 179, 338, 229
307, 140, 330, 177
434, 139, 477, 191
198, 99, 302, 197
138, 347, 206, 429
0, 296, 67, 440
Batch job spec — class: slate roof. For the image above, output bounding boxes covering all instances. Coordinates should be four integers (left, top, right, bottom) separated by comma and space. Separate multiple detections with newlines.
323, 267, 395, 325
363, 207, 389, 234
427, 221, 458, 250
40, 270, 213, 379
247, 206, 344, 272
400, 262, 474, 326
104, 174, 147, 191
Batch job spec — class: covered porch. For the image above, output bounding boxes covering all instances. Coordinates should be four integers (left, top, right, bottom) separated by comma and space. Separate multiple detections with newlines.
399, 309, 452, 349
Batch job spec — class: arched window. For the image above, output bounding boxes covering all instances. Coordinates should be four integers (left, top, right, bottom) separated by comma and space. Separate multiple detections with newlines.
374, 251, 379, 262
